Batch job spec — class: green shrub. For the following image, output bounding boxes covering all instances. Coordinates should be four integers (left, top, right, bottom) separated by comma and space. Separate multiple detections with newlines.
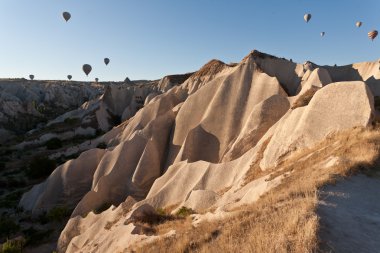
22, 227, 52, 246
0, 162, 5, 171
94, 203, 112, 214
2, 157, 11, 162
3, 149, 13, 156
176, 206, 195, 218
45, 138, 62, 150
95, 129, 105, 136
64, 152, 80, 160
36, 212, 49, 225
7, 178, 26, 188
106, 109, 121, 126
96, 142, 107, 149
374, 96, 380, 112
0, 216, 20, 237
2, 169, 20, 177
2, 239, 24, 253
64, 117, 80, 125
47, 206, 71, 222
27, 156, 56, 179
156, 208, 167, 216
0, 190, 24, 209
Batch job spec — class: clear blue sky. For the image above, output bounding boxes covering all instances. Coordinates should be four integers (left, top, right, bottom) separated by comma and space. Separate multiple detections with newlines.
0, 0, 379, 81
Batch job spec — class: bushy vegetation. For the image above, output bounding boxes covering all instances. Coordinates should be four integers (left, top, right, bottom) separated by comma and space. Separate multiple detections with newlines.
156, 208, 167, 216
96, 142, 107, 149
95, 129, 105, 137
5, 178, 26, 189
94, 203, 112, 214
54, 152, 81, 166
44, 138, 62, 150
106, 109, 122, 126
64, 117, 80, 125
374, 96, 380, 111
1, 157, 11, 163
27, 156, 56, 179
46, 206, 71, 222
22, 227, 53, 246
176, 206, 195, 218
0, 216, 20, 238
36, 212, 49, 225
0, 162, 5, 171
1, 149, 13, 156
0, 190, 24, 209
1, 239, 24, 253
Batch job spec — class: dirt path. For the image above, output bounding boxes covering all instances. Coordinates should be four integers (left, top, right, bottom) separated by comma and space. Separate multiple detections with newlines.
317, 174, 380, 253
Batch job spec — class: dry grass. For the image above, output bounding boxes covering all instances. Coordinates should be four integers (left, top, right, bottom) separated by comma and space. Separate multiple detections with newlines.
191, 60, 228, 79
242, 50, 278, 62
134, 127, 380, 253
243, 137, 272, 185
291, 87, 319, 109
165, 73, 194, 85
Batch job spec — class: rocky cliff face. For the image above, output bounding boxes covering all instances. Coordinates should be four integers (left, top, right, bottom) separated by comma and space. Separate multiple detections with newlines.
16, 50, 380, 253
0, 79, 104, 143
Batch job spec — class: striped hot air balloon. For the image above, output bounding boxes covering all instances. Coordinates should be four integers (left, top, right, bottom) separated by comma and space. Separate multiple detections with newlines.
368, 30, 378, 41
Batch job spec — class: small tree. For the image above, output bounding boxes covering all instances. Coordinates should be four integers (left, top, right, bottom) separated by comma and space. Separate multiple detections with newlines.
0, 216, 20, 237
45, 138, 62, 150
27, 156, 56, 179
2, 239, 24, 253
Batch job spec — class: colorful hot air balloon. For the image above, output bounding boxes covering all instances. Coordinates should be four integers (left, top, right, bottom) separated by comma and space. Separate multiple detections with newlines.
321, 32, 325, 37
368, 30, 378, 41
82, 64, 92, 76
67, 75, 72, 81
29, 75, 34, 80
63, 12, 71, 22
104, 58, 110, 66
304, 14, 311, 23
356, 21, 363, 28
95, 78, 99, 83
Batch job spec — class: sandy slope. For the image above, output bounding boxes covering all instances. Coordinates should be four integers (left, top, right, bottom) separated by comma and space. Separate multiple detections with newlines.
318, 175, 380, 253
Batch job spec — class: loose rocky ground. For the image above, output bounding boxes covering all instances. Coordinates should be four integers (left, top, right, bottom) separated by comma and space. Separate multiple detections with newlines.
318, 175, 380, 253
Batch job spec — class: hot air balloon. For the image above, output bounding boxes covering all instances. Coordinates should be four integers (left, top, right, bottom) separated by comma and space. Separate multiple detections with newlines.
82, 64, 92, 76
95, 78, 99, 83
356, 21, 363, 28
104, 58, 110, 66
29, 75, 34, 80
63, 12, 71, 22
304, 14, 311, 23
321, 32, 325, 37
67, 75, 72, 81
368, 30, 378, 41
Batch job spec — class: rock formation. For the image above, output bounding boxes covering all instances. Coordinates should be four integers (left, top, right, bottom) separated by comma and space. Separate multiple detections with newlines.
16, 50, 380, 253
0, 79, 104, 138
